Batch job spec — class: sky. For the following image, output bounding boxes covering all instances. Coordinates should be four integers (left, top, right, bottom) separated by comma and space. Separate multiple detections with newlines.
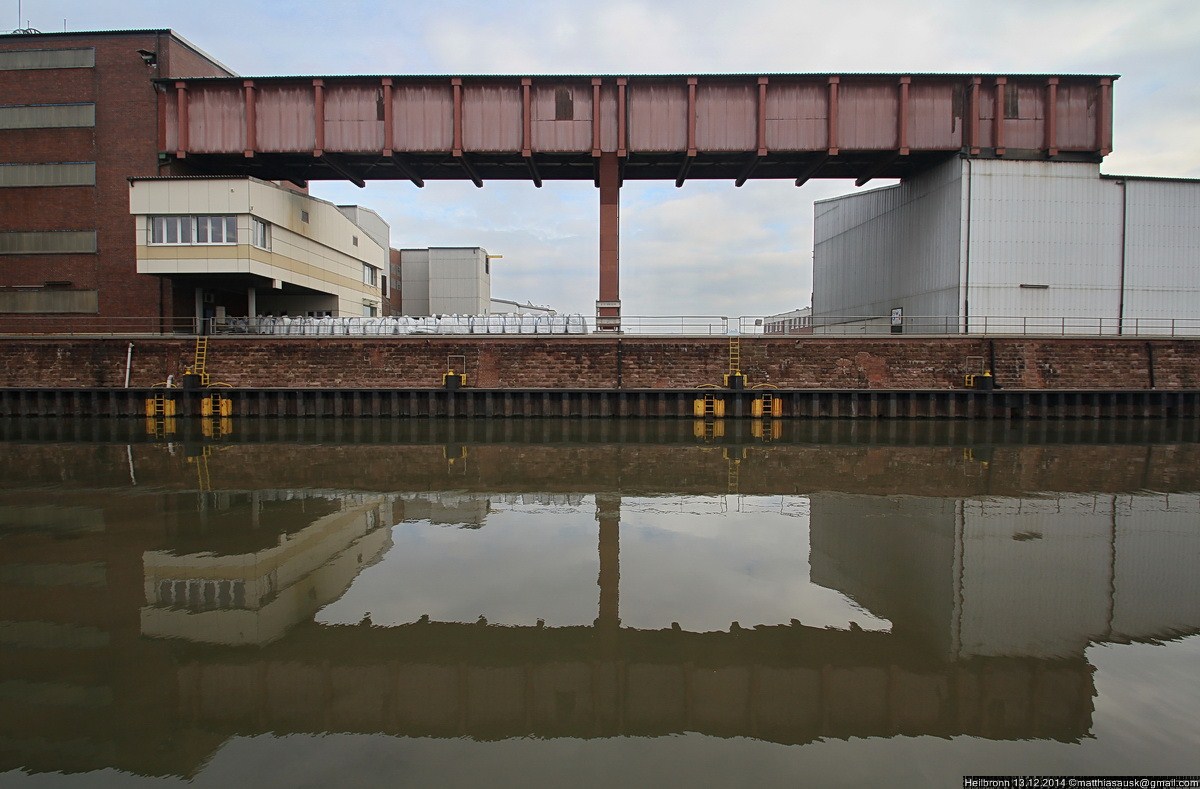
10, 0, 1200, 317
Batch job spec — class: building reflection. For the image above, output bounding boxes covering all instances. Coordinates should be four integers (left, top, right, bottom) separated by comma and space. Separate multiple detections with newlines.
0, 433, 1198, 778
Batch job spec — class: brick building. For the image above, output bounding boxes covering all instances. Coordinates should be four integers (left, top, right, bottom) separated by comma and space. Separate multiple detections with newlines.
0, 29, 235, 329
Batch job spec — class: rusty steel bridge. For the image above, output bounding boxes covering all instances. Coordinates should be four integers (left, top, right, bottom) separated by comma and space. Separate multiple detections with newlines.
160, 72, 1116, 328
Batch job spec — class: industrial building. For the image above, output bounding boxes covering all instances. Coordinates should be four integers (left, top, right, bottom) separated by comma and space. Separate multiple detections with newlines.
763, 307, 812, 335
0, 29, 232, 327
0, 29, 538, 329
813, 159, 1200, 334
396, 247, 492, 317
130, 176, 389, 325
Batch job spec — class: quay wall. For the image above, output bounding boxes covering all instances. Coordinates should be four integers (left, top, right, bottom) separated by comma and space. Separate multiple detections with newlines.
1, 336, 1198, 390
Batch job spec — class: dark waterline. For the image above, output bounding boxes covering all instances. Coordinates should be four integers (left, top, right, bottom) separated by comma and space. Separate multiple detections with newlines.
1, 419, 1198, 787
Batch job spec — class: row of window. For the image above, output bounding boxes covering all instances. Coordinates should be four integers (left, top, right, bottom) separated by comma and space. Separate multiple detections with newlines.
150, 215, 260, 247
151, 215, 382, 294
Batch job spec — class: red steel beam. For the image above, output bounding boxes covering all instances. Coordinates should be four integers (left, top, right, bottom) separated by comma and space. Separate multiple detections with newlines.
382, 78, 394, 155
591, 78, 602, 157
898, 76, 910, 155
968, 77, 981, 154
597, 151, 620, 331
756, 77, 768, 157
1098, 77, 1112, 156
993, 77, 1006, 156
243, 80, 256, 157
827, 76, 839, 155
313, 78, 325, 157
521, 78, 532, 158
1046, 77, 1058, 156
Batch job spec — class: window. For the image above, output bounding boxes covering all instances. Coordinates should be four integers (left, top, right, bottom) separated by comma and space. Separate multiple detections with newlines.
352, 235, 359, 247
150, 216, 237, 246
381, 274, 389, 298
554, 87, 573, 121
195, 216, 237, 244
300, 210, 310, 223
362, 304, 377, 317
363, 264, 378, 287
251, 218, 270, 250
1003, 82, 1019, 119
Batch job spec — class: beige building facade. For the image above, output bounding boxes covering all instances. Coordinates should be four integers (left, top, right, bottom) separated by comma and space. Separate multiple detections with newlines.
130, 176, 388, 327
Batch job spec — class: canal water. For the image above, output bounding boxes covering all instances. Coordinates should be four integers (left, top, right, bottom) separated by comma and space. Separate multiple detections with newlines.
1, 418, 1198, 788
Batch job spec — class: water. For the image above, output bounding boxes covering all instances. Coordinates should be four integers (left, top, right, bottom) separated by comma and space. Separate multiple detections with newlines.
1, 419, 1198, 788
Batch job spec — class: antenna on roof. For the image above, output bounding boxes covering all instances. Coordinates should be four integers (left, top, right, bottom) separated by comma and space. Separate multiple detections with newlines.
11, 0, 40, 34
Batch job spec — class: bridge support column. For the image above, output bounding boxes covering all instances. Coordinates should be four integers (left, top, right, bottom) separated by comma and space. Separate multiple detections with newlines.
596, 152, 621, 332
596, 493, 621, 631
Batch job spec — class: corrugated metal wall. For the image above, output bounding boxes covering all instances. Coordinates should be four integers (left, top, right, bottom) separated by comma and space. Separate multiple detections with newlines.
814, 159, 1199, 334
965, 160, 1123, 329
959, 496, 1112, 659
1122, 179, 1200, 323
813, 158, 963, 328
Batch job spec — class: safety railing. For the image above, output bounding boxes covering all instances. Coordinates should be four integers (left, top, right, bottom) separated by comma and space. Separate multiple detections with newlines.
1, 314, 1199, 338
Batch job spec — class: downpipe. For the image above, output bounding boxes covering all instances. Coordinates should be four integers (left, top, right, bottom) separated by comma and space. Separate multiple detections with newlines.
124, 342, 133, 388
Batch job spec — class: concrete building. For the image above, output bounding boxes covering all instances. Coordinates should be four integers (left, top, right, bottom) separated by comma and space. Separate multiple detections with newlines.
813, 159, 1200, 335
763, 307, 812, 335
130, 176, 388, 324
397, 247, 492, 316
0, 29, 233, 327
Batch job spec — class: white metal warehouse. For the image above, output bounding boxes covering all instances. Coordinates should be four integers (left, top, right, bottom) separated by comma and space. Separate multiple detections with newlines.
812, 159, 1200, 335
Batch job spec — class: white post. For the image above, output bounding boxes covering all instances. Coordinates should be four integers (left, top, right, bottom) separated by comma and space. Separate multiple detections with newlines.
124, 343, 133, 388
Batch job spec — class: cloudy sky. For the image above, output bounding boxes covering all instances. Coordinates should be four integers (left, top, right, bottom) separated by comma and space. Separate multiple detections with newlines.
13, 0, 1200, 316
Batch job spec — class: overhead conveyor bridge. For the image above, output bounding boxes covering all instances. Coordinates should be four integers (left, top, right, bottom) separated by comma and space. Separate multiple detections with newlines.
159, 72, 1116, 329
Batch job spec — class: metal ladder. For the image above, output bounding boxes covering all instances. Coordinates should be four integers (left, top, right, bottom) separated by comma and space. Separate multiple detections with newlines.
728, 336, 740, 377
702, 393, 718, 417
193, 336, 211, 386
760, 392, 774, 417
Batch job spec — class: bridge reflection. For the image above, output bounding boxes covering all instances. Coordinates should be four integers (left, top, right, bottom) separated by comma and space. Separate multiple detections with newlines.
0, 431, 1198, 778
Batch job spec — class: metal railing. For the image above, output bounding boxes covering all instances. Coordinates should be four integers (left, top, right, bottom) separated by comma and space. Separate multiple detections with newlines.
1, 313, 1198, 338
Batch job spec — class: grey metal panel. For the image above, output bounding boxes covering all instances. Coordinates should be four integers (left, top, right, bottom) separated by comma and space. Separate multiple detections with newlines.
1121, 179, 1200, 325
0, 289, 99, 313
0, 47, 94, 71
1110, 493, 1200, 640
0, 103, 94, 129
0, 230, 98, 254
0, 162, 95, 187
959, 495, 1112, 659
813, 157, 963, 329
964, 160, 1122, 329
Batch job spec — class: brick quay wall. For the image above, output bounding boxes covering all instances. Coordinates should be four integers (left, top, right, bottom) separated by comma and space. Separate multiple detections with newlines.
1, 336, 1198, 390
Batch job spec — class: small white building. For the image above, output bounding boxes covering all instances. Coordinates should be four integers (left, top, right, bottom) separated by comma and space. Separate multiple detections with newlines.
763, 307, 812, 335
398, 247, 492, 316
813, 159, 1200, 334
130, 177, 388, 325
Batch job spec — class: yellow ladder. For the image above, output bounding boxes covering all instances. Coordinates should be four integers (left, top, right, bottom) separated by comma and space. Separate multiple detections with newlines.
189, 446, 213, 491
760, 392, 774, 417
728, 336, 740, 376
151, 392, 167, 416
703, 393, 717, 417
193, 336, 211, 386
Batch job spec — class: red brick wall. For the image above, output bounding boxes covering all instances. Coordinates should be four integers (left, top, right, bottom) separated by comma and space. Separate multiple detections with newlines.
0, 31, 233, 328
0, 337, 1195, 390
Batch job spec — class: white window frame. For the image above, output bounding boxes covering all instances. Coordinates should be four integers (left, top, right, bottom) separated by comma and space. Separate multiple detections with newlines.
251, 217, 271, 250
149, 215, 238, 246
363, 264, 378, 287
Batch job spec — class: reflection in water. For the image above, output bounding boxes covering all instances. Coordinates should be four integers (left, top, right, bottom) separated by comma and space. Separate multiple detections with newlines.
0, 420, 1198, 782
